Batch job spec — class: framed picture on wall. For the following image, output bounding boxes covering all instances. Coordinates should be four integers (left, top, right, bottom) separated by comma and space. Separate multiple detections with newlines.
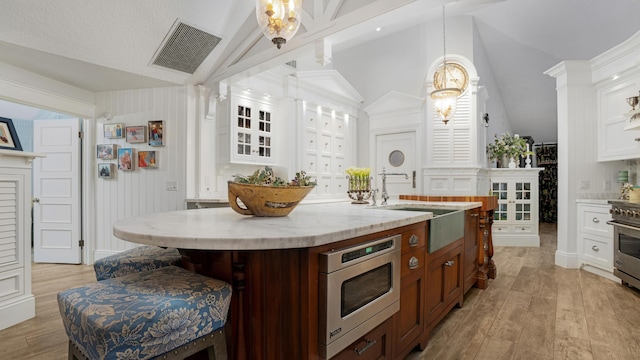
138, 150, 158, 169
118, 148, 134, 171
98, 163, 114, 178
0, 117, 23, 151
104, 123, 125, 139
97, 144, 117, 159
148, 120, 164, 146
126, 125, 146, 143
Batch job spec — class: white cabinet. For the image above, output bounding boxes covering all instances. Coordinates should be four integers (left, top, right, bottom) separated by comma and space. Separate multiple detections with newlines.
596, 77, 640, 162
217, 91, 276, 166
577, 202, 615, 280
299, 101, 352, 198
228, 94, 275, 164
0, 150, 44, 331
490, 168, 542, 246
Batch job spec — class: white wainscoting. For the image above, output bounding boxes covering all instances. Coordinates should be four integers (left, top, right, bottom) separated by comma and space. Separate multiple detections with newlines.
93, 87, 188, 260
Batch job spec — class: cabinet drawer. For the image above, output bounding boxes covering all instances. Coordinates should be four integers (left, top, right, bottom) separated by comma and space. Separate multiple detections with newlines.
581, 234, 613, 270
579, 205, 612, 237
401, 247, 425, 278
401, 227, 426, 253
513, 225, 534, 234
492, 224, 510, 234
332, 317, 392, 360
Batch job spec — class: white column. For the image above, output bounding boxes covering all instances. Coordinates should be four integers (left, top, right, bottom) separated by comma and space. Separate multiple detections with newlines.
545, 61, 595, 268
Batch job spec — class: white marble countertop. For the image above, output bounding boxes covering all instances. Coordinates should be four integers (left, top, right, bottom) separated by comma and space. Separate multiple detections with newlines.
113, 200, 481, 250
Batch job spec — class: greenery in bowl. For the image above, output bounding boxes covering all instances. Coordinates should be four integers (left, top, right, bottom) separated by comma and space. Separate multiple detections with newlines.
232, 166, 317, 187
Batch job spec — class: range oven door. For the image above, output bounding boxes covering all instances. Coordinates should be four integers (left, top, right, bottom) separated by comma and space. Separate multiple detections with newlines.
318, 235, 401, 359
608, 220, 640, 289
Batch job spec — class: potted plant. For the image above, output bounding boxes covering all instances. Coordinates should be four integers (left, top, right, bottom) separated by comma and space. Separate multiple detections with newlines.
486, 132, 528, 168
228, 166, 316, 216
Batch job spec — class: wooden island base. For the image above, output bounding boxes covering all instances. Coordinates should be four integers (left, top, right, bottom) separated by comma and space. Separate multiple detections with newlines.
113, 201, 488, 360
400, 195, 499, 289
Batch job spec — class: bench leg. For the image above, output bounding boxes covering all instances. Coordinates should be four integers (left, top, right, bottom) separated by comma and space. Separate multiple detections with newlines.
206, 329, 228, 360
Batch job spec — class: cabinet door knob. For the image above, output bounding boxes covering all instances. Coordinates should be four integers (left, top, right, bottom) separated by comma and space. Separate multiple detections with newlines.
32, 197, 40, 203
592, 217, 600, 223
409, 234, 419, 247
444, 260, 454, 267
409, 256, 419, 270
592, 245, 600, 252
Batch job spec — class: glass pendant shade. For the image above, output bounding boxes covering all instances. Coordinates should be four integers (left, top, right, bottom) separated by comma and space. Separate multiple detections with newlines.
256, 0, 302, 49
431, 87, 461, 124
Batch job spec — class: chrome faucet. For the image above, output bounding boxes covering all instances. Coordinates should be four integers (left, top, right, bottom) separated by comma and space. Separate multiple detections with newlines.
370, 188, 378, 206
378, 168, 409, 205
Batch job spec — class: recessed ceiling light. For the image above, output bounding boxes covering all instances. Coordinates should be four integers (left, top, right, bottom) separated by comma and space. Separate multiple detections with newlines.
376, 27, 382, 32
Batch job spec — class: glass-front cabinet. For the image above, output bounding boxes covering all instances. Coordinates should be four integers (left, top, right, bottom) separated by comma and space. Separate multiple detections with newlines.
490, 168, 542, 247
230, 95, 275, 164
493, 180, 533, 222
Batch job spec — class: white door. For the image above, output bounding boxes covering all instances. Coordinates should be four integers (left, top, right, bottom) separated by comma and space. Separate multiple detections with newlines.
375, 132, 416, 196
33, 119, 81, 264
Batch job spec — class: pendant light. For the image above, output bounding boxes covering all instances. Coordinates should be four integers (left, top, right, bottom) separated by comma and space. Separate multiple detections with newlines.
430, 5, 462, 124
256, 0, 302, 49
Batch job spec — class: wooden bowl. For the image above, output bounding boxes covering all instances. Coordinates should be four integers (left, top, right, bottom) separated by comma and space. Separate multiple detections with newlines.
227, 181, 315, 217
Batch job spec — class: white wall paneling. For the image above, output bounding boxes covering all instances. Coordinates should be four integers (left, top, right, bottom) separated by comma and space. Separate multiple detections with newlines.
94, 87, 188, 260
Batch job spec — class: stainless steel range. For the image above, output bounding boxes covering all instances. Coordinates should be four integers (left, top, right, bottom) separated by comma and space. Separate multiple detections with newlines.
608, 200, 640, 289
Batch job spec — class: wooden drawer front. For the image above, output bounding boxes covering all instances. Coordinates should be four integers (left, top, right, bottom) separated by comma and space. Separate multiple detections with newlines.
582, 235, 613, 269
580, 205, 612, 237
401, 227, 426, 254
333, 318, 392, 360
401, 247, 424, 278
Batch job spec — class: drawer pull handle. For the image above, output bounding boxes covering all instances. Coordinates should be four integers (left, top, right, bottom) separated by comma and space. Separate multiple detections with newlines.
409, 256, 419, 270
354, 339, 377, 356
444, 260, 454, 267
409, 234, 419, 247
592, 245, 600, 252
471, 213, 479, 217
592, 217, 600, 223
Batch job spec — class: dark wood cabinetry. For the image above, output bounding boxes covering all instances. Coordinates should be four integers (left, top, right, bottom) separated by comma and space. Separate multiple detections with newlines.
177, 204, 488, 360
393, 224, 427, 360
333, 318, 393, 360
400, 195, 498, 289
463, 208, 479, 293
425, 239, 464, 330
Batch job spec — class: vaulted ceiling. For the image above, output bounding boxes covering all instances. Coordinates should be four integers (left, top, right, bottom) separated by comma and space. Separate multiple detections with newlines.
0, 0, 639, 143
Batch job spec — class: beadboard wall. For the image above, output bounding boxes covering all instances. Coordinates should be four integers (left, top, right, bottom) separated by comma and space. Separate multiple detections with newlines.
93, 87, 188, 260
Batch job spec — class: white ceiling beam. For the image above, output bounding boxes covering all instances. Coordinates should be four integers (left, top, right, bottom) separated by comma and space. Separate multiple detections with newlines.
207, 0, 418, 83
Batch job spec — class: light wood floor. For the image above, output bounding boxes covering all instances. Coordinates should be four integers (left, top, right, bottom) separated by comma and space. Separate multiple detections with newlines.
407, 222, 640, 360
0, 262, 95, 359
1, 224, 639, 359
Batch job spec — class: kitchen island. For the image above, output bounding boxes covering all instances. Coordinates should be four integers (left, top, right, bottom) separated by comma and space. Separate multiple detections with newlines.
113, 201, 481, 360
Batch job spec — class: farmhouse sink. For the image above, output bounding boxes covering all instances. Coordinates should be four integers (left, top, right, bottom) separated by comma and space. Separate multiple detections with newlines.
378, 205, 464, 253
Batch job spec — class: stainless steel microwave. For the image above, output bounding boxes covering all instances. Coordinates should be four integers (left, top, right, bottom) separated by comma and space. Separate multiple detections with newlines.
318, 234, 401, 359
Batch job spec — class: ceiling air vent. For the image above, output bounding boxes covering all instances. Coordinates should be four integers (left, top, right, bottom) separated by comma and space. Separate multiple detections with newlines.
151, 20, 222, 74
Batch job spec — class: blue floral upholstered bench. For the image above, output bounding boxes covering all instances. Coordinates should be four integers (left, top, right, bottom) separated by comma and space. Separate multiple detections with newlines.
93, 245, 182, 281
57, 265, 232, 360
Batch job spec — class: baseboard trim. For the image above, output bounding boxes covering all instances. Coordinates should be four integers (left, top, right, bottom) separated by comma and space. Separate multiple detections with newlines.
493, 234, 540, 247
555, 250, 580, 268
0, 295, 35, 331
